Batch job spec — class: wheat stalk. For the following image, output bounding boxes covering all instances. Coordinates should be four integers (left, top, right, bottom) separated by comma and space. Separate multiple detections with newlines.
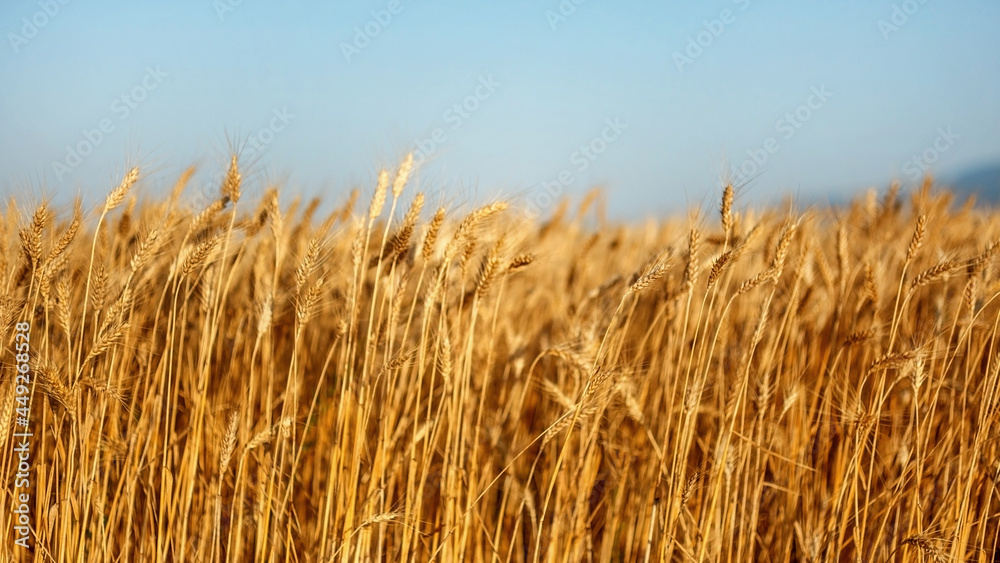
106, 166, 138, 212
221, 155, 242, 203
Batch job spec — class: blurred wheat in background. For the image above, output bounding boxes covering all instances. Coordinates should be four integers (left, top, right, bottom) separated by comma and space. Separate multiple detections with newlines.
2, 155, 1000, 562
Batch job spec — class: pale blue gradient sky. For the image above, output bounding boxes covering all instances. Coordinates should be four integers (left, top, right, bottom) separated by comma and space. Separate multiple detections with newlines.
2, 0, 998, 217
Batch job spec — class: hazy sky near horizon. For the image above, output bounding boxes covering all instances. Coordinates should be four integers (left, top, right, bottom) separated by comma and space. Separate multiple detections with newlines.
2, 0, 998, 218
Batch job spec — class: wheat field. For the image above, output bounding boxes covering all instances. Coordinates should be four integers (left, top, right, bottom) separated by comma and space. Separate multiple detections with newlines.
1, 154, 1000, 562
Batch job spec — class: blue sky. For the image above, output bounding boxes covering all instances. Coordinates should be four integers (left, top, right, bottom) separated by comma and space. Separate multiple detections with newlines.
1, 0, 998, 218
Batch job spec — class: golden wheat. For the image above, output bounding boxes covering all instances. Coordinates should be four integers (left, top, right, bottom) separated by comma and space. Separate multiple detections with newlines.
1, 156, 998, 562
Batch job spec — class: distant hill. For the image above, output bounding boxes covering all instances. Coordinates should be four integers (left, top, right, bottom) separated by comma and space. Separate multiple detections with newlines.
943, 162, 1000, 205
798, 161, 1000, 210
